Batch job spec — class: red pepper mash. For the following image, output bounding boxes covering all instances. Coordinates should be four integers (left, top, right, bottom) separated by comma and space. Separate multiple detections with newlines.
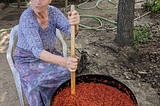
52, 82, 135, 106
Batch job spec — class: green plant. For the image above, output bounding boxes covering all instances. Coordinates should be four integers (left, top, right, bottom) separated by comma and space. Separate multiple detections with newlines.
132, 23, 157, 47
152, 0, 160, 12
142, 0, 152, 11
142, 0, 160, 13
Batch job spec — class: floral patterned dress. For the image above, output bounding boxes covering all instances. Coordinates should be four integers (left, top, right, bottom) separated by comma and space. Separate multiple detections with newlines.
14, 6, 71, 106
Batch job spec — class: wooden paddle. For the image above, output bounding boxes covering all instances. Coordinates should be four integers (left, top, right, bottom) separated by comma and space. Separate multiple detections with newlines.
70, 5, 76, 95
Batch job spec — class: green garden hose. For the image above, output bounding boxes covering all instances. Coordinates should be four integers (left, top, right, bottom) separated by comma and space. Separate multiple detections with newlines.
76, 0, 118, 30
77, 0, 118, 10
0, 0, 150, 32
96, 0, 118, 10
9, 2, 29, 8
79, 16, 103, 30
0, 28, 12, 33
77, 0, 96, 10
63, 0, 118, 30
77, 0, 149, 30
79, 15, 117, 30
8, 0, 30, 8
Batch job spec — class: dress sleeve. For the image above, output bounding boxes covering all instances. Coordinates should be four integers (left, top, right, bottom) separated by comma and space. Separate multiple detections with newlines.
55, 8, 71, 36
19, 13, 45, 59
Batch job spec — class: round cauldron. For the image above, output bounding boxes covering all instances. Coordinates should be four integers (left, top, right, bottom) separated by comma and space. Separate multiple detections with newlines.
50, 74, 137, 106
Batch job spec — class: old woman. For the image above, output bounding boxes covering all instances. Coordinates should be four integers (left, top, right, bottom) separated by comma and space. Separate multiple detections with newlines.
14, 0, 80, 105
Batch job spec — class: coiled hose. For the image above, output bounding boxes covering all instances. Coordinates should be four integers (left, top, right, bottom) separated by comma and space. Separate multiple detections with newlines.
0, 0, 149, 32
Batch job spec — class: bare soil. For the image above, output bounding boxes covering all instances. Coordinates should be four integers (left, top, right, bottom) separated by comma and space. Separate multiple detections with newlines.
0, 0, 160, 106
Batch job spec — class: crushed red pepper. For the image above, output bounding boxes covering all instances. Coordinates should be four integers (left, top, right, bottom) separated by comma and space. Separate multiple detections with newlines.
52, 82, 135, 106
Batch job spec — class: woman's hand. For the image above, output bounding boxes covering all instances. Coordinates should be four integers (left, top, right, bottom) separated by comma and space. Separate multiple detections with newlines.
65, 56, 80, 72
68, 10, 80, 26
68, 10, 80, 35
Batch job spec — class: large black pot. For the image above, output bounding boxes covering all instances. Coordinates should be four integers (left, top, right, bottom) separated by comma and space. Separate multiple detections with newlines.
50, 74, 137, 106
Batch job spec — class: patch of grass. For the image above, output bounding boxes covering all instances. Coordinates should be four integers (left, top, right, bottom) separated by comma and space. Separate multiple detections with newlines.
132, 23, 157, 47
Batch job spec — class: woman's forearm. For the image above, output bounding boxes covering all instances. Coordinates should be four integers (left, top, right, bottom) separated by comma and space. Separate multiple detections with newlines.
39, 50, 80, 72
39, 50, 66, 67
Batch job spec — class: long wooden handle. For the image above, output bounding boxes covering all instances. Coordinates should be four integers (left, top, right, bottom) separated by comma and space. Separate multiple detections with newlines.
70, 5, 76, 95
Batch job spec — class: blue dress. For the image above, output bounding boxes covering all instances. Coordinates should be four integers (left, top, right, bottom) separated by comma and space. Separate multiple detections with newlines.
14, 6, 71, 106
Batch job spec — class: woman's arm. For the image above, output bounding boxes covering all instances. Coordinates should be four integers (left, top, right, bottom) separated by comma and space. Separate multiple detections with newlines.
39, 50, 66, 67
39, 8, 80, 72
39, 50, 80, 72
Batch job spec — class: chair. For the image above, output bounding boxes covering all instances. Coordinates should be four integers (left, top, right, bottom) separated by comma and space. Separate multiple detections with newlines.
6, 25, 67, 106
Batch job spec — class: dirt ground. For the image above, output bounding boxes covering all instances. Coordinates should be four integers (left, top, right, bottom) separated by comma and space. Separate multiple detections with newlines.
0, 0, 160, 106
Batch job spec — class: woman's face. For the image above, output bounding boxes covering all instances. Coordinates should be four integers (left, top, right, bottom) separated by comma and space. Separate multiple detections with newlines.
31, 0, 51, 13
